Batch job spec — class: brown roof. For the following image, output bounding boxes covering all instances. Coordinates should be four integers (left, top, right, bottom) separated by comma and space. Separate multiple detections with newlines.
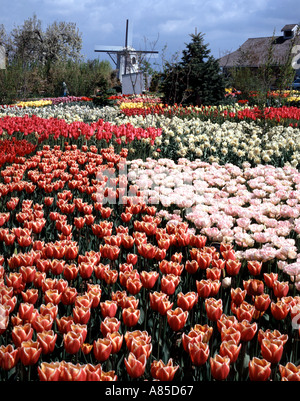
281, 24, 298, 31
219, 34, 300, 68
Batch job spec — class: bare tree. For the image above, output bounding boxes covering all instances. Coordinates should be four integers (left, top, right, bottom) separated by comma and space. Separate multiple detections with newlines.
9, 14, 82, 67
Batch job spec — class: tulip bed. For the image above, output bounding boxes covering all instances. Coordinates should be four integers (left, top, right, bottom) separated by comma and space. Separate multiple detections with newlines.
0, 94, 300, 382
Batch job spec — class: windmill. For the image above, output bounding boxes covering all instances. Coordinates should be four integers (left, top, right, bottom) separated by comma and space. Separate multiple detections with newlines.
94, 19, 158, 87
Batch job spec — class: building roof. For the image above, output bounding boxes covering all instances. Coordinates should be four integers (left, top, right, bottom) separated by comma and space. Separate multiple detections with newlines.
281, 24, 298, 32
219, 27, 300, 68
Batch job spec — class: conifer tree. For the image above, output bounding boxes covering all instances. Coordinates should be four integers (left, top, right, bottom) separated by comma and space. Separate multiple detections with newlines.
161, 32, 225, 106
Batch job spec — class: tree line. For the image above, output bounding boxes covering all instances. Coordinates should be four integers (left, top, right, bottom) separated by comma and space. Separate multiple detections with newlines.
0, 14, 118, 103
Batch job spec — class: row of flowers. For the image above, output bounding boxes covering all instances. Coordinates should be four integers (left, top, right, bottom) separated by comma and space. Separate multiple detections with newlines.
0, 96, 93, 110
1, 102, 300, 168
0, 143, 299, 381
0, 114, 162, 148
127, 157, 300, 284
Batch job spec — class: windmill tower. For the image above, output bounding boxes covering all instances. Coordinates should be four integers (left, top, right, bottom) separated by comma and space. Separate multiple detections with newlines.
94, 20, 158, 92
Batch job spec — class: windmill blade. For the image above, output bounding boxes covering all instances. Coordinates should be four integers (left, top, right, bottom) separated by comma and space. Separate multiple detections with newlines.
94, 45, 124, 53
127, 20, 133, 48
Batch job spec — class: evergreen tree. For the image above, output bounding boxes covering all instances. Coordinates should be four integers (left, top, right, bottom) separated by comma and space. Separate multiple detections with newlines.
161, 32, 225, 106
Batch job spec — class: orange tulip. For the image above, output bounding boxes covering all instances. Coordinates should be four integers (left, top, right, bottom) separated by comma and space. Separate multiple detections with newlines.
230, 287, 246, 306
93, 338, 112, 362
248, 357, 271, 381
12, 323, 33, 347
150, 358, 179, 381
100, 317, 121, 337
122, 307, 140, 327
273, 280, 289, 298
261, 339, 284, 364
225, 259, 241, 276
279, 363, 300, 381
38, 362, 61, 382
254, 293, 271, 312
167, 307, 188, 331
0, 344, 19, 370
63, 331, 83, 355
100, 300, 118, 318
205, 298, 223, 322
107, 332, 123, 354
85, 363, 102, 381
188, 341, 210, 366
210, 354, 231, 380
19, 340, 42, 366
219, 340, 241, 363
236, 320, 257, 342
247, 260, 262, 276
193, 324, 214, 343
271, 300, 290, 320
177, 291, 198, 311
124, 352, 147, 379
37, 330, 57, 355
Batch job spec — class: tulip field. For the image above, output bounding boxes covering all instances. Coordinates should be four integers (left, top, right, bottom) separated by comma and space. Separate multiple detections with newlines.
0, 92, 299, 382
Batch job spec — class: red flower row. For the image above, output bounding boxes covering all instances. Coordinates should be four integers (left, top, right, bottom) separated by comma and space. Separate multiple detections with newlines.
0, 115, 162, 145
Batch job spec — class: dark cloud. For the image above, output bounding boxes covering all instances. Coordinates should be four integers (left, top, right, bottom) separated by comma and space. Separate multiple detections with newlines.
1, 0, 299, 63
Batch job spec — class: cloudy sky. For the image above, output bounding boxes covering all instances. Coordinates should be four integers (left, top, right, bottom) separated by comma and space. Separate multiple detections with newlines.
1, 0, 299, 67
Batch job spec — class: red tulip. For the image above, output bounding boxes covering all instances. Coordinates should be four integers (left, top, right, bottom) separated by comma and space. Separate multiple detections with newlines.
63, 331, 83, 355
188, 341, 210, 366
56, 316, 74, 334
19, 340, 42, 366
236, 320, 257, 342
279, 363, 300, 381
272, 280, 289, 298
151, 358, 179, 381
37, 330, 57, 355
32, 313, 53, 333
93, 337, 112, 362
167, 307, 188, 331
38, 362, 61, 382
219, 340, 241, 364
0, 344, 19, 370
196, 279, 212, 299
124, 352, 147, 379
210, 354, 231, 380
261, 339, 284, 364
248, 357, 271, 381
254, 293, 271, 312
226, 259, 241, 276
271, 300, 290, 320
100, 300, 118, 318
21, 288, 39, 305
205, 298, 223, 322
122, 307, 140, 327
161, 274, 180, 296
140, 270, 159, 289
177, 291, 198, 311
